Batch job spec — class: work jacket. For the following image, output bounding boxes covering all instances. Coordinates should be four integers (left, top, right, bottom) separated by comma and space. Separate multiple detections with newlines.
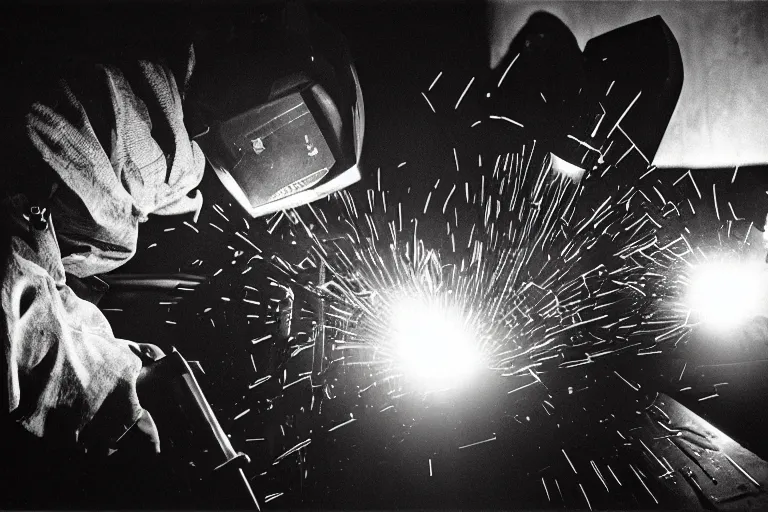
1, 51, 205, 454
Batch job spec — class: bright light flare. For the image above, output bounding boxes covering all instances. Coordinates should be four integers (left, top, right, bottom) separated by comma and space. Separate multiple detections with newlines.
389, 297, 484, 391
687, 259, 766, 331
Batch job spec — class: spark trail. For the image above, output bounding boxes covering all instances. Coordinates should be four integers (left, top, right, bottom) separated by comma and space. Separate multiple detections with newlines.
283, 140, 687, 397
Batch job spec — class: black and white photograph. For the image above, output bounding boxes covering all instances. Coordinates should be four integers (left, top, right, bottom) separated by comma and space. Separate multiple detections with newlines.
2, 0, 768, 509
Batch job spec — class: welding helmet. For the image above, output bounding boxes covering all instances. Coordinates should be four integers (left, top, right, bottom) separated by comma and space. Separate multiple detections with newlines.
187, 2, 364, 218
491, 13, 682, 177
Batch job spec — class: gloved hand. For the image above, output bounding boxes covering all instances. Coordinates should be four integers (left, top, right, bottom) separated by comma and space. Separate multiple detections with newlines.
127, 342, 166, 454
3, 194, 170, 458
78, 342, 166, 456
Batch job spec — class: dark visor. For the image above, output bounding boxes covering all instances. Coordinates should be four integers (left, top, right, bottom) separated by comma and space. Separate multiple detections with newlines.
214, 86, 344, 208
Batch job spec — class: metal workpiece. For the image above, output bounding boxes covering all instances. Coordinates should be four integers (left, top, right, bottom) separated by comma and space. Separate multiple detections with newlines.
632, 394, 767, 510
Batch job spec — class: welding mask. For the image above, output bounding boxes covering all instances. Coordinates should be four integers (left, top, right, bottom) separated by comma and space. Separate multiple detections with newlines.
187, 2, 364, 218
491, 13, 682, 177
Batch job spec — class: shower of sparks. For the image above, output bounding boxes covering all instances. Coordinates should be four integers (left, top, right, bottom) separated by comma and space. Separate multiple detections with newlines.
281, 136, 691, 400
219, 71, 758, 504
137, 62, 768, 510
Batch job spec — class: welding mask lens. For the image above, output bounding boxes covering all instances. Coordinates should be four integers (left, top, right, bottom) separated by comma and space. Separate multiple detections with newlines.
205, 81, 361, 218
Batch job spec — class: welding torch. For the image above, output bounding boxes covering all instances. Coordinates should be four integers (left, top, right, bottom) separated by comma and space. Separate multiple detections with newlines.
136, 348, 261, 510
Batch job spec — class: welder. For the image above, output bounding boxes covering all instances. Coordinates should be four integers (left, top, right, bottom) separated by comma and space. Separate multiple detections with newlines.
0, 2, 363, 508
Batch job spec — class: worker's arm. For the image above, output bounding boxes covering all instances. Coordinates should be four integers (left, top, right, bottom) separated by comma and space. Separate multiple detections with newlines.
1, 193, 159, 451
24, 54, 205, 278
3, 51, 202, 448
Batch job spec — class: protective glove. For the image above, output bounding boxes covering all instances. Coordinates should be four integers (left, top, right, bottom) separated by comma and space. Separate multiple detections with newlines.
78, 342, 165, 456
